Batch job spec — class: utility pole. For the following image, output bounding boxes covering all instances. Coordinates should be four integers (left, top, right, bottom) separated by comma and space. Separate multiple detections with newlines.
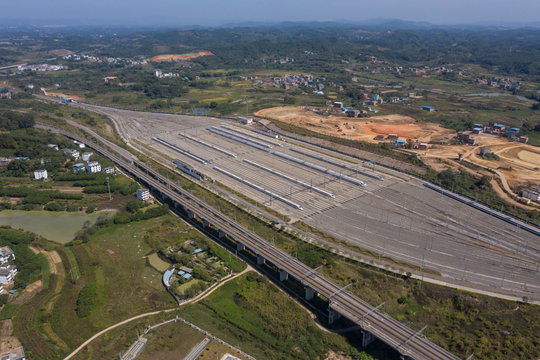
106, 176, 112, 201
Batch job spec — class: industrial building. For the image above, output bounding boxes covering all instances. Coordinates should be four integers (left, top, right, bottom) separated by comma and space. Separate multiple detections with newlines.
34, 169, 48, 180
137, 188, 150, 201
86, 161, 101, 173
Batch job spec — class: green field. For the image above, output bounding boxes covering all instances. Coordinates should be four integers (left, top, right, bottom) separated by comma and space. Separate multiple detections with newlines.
147, 252, 171, 272
13, 216, 177, 359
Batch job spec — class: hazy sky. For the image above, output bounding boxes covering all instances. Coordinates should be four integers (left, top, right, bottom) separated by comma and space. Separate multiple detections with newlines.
2, 0, 540, 26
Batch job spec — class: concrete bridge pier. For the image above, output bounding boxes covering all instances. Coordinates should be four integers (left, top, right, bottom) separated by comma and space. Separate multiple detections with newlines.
202, 220, 209, 228
362, 331, 375, 347
218, 230, 226, 239
279, 269, 288, 281
236, 242, 245, 251
304, 287, 316, 301
187, 210, 195, 219
328, 308, 342, 325
256, 254, 265, 265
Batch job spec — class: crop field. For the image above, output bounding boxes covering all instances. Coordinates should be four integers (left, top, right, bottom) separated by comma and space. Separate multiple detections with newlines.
80, 103, 540, 302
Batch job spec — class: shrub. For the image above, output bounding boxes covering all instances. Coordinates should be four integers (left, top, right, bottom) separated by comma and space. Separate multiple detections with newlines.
44, 201, 64, 211
76, 283, 97, 317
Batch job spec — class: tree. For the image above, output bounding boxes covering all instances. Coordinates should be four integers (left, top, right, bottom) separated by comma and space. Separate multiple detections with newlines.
283, 95, 296, 104
126, 199, 141, 213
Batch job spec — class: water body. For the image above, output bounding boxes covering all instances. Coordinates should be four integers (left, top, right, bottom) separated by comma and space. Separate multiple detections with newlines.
0, 210, 111, 243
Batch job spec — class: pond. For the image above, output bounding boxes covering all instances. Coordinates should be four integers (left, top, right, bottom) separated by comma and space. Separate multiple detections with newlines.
0, 210, 112, 244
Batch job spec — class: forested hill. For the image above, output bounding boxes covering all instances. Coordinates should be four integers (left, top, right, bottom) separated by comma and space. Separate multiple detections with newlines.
2, 24, 540, 80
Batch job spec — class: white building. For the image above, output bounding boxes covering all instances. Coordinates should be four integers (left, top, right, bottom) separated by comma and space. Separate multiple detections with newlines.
73, 140, 86, 148
0, 283, 4, 294
0, 246, 15, 264
64, 149, 80, 159
522, 188, 540, 202
103, 166, 115, 174
137, 188, 150, 201
34, 169, 48, 180
86, 161, 101, 173
47, 144, 59, 151
0, 264, 17, 284
81, 152, 93, 162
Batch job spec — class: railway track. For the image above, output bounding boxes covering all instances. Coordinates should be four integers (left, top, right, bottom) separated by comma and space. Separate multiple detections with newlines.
39, 123, 462, 360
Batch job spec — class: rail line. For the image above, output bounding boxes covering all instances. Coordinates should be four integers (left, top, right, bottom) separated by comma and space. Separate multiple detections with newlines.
41, 123, 461, 360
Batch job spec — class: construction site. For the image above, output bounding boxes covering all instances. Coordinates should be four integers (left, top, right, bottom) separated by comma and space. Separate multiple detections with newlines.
70, 102, 540, 303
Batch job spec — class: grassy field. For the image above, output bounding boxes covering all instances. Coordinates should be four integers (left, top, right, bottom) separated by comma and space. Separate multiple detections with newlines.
71, 315, 206, 360
318, 256, 540, 359
12, 216, 177, 358
147, 252, 171, 272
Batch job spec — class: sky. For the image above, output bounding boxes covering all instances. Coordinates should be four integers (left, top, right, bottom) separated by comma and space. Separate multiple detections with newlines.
2, 0, 540, 27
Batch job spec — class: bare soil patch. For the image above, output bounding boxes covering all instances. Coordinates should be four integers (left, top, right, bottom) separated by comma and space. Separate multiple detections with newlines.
12, 280, 42, 305
0, 319, 22, 353
256, 106, 451, 142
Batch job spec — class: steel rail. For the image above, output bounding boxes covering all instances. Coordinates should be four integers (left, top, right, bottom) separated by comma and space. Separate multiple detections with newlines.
42, 124, 461, 360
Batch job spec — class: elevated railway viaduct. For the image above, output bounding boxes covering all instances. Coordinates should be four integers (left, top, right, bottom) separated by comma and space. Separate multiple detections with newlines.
39, 123, 462, 360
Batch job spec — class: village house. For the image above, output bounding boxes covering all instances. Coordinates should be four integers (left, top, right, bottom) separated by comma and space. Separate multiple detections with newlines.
34, 169, 48, 180
73, 163, 85, 172
86, 161, 101, 173
0, 264, 17, 284
0, 246, 15, 264
522, 187, 540, 202
0, 157, 13, 167
81, 152, 93, 162
137, 188, 150, 201
457, 131, 477, 145
63, 149, 80, 159
0, 346, 26, 360
483, 123, 506, 135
